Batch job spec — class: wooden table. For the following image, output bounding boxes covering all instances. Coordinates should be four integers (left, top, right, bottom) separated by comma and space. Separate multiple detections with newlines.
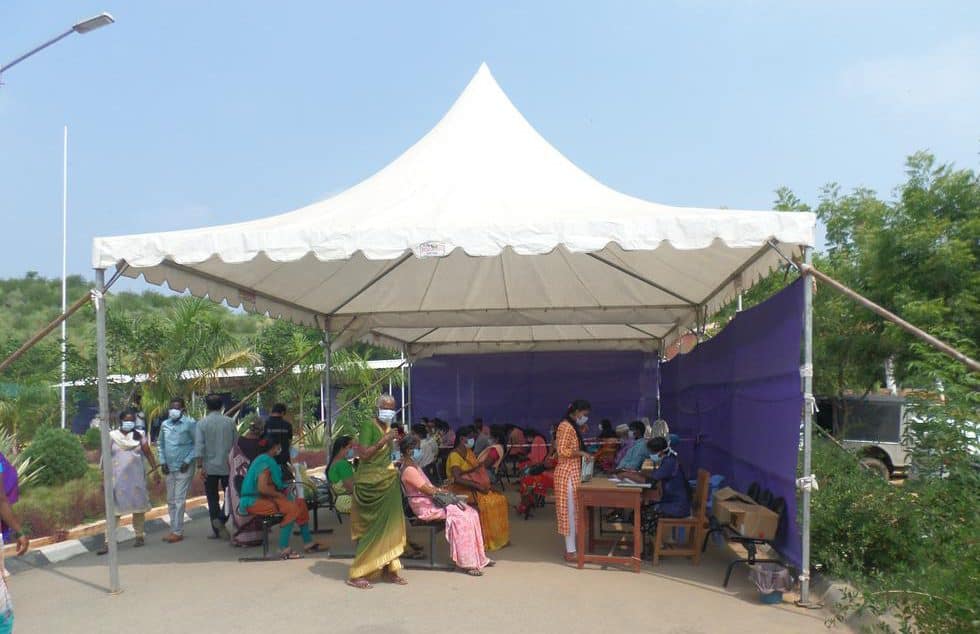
576, 477, 648, 572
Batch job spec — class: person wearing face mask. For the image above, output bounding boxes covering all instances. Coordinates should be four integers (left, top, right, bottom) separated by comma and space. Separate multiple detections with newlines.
263, 403, 293, 473
445, 426, 510, 551
229, 419, 266, 546
615, 421, 653, 472
621, 437, 691, 519
399, 434, 493, 576
196, 394, 237, 540
239, 432, 325, 559
327, 435, 356, 514
97, 409, 160, 554
347, 394, 407, 589
554, 399, 594, 562
157, 397, 197, 544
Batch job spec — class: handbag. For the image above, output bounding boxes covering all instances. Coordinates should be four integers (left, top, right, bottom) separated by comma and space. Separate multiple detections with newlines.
432, 492, 467, 510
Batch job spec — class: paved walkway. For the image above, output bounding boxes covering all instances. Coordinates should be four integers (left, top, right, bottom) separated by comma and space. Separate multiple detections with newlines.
9, 495, 836, 633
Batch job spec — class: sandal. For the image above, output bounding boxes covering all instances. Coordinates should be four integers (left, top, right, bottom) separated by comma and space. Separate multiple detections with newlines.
278, 549, 303, 560
564, 552, 577, 562
346, 578, 373, 590
464, 568, 483, 577
304, 542, 326, 554
384, 572, 408, 585
485, 559, 496, 567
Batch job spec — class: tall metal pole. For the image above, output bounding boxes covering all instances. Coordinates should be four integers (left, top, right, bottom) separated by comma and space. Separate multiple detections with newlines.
60, 126, 68, 429
406, 356, 413, 426
799, 247, 814, 606
323, 331, 332, 443
400, 351, 406, 425
94, 268, 120, 593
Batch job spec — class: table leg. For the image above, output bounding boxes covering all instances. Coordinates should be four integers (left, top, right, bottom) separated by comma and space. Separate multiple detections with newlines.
633, 498, 641, 572
588, 506, 595, 554
577, 497, 585, 569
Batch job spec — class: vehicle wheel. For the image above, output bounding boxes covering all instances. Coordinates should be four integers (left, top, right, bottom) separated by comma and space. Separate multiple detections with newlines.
859, 457, 890, 479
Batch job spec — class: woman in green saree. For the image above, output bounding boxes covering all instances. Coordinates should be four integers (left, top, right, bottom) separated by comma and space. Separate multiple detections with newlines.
347, 394, 408, 589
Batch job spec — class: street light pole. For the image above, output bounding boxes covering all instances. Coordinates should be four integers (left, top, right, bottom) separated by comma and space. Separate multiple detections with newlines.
0, 12, 114, 78
61, 126, 68, 429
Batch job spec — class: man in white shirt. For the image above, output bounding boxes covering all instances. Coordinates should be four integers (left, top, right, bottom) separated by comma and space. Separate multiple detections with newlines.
412, 423, 439, 479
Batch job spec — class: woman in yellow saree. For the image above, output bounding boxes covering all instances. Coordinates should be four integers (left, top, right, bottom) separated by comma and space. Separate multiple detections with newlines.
347, 394, 407, 589
446, 426, 510, 551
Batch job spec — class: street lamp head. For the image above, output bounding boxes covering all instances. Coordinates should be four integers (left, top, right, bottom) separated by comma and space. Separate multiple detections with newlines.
72, 12, 114, 34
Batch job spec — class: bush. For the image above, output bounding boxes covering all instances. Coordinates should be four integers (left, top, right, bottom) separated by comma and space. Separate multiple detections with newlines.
82, 427, 102, 451
23, 427, 89, 487
811, 437, 980, 632
16, 469, 105, 537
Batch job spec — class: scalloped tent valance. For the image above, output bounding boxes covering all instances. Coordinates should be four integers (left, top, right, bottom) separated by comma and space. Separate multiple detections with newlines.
92, 63, 815, 355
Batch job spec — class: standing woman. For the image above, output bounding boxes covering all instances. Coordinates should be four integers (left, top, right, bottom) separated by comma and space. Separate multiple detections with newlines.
98, 409, 160, 553
347, 394, 407, 590
554, 399, 592, 562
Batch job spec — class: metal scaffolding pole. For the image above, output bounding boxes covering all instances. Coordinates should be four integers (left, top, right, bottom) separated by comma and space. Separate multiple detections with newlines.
94, 268, 120, 594
798, 247, 815, 606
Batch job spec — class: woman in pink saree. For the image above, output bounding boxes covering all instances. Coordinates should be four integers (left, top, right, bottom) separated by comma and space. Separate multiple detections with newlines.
398, 435, 493, 576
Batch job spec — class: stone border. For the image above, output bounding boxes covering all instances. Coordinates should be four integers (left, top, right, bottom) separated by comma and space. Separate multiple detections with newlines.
3, 504, 210, 576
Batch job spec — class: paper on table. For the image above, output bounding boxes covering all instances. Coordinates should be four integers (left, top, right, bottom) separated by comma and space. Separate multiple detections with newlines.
616, 482, 652, 489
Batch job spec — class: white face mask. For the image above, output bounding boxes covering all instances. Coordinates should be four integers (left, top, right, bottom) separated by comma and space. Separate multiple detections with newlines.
627, 431, 636, 440
121, 420, 135, 432
576, 415, 589, 426
168, 408, 182, 421
378, 409, 397, 424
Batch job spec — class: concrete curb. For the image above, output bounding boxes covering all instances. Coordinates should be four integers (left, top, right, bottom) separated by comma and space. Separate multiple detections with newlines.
4, 506, 209, 576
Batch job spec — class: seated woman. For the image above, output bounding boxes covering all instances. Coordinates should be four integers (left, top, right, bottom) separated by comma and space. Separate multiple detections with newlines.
239, 432, 325, 559
621, 437, 691, 519
399, 435, 493, 576
593, 419, 619, 472
327, 435, 355, 514
476, 426, 507, 478
445, 426, 511, 551
229, 419, 266, 546
615, 420, 652, 471
612, 423, 633, 466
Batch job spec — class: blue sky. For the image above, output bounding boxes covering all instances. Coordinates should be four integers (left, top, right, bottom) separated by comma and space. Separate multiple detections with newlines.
1, 1, 978, 284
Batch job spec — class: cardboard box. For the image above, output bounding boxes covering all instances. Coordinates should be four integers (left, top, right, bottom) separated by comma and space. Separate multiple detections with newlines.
729, 504, 779, 541
715, 498, 755, 524
712, 487, 757, 523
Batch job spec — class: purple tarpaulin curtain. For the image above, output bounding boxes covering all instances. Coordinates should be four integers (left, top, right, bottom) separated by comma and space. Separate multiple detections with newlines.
660, 279, 804, 566
411, 350, 659, 433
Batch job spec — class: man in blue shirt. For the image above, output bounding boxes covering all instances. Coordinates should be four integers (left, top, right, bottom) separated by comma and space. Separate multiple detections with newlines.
158, 397, 197, 543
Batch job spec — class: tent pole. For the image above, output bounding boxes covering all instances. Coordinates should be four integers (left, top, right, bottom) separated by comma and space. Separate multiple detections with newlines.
94, 268, 120, 594
323, 330, 332, 443
406, 354, 413, 426
399, 351, 406, 425
798, 247, 816, 607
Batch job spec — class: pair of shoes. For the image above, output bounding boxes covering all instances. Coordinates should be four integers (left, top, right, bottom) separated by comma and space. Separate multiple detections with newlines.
96, 545, 108, 556
563, 552, 577, 562
212, 518, 230, 540
162, 533, 183, 543
134, 536, 145, 548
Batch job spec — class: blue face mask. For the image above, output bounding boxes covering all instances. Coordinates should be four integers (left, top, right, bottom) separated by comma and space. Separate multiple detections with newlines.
465, 438, 475, 449
412, 447, 422, 462
650, 453, 663, 465
345, 448, 355, 460
391, 450, 401, 462
121, 420, 135, 432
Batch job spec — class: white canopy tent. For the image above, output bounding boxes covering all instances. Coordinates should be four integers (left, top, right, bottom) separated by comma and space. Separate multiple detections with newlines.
93, 63, 814, 356
90, 63, 817, 599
